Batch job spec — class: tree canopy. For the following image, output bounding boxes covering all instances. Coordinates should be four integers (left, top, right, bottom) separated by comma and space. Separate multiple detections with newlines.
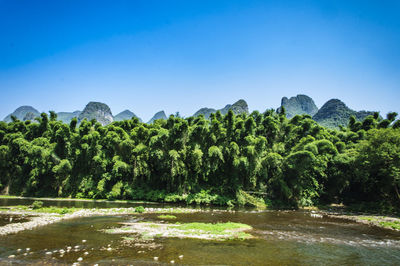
0, 109, 399, 210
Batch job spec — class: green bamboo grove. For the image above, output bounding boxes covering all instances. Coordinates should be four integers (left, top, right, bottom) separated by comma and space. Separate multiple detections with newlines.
0, 109, 399, 210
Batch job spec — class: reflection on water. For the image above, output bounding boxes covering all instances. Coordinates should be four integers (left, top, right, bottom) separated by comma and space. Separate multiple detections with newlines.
0, 200, 400, 265
0, 197, 173, 209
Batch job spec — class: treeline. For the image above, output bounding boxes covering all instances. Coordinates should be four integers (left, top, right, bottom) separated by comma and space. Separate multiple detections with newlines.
0, 109, 399, 210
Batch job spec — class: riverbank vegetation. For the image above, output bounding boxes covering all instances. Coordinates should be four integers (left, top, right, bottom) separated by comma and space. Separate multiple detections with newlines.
359, 217, 400, 230
0, 109, 399, 212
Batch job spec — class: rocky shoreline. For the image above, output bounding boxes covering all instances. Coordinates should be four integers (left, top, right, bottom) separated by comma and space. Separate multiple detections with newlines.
1, 211, 69, 236
317, 210, 400, 232
0, 207, 209, 236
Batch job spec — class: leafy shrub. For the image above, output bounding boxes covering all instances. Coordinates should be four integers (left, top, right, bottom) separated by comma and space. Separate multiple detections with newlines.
135, 206, 145, 213
164, 193, 186, 202
60, 207, 70, 214
186, 190, 217, 205
75, 192, 85, 199
213, 195, 234, 207
145, 190, 166, 201
31, 200, 43, 209
108, 181, 123, 199
236, 190, 266, 209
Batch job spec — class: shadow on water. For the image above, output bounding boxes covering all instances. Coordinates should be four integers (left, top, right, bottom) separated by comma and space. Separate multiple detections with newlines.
0, 199, 400, 265
0, 214, 33, 226
0, 197, 171, 209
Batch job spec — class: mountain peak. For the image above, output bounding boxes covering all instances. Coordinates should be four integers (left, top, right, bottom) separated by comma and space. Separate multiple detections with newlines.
278, 94, 318, 118
194, 99, 249, 118
114, 109, 142, 122
78, 102, 113, 125
193, 108, 216, 118
3, 105, 40, 122
57, 110, 81, 123
148, 111, 167, 123
313, 98, 375, 128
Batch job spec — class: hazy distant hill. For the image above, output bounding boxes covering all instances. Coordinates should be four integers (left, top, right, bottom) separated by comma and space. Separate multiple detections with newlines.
57, 111, 81, 123
313, 99, 375, 128
277, 94, 318, 118
148, 111, 167, 123
3, 106, 40, 122
220, 99, 249, 115
114, 110, 142, 122
194, 99, 249, 118
193, 108, 216, 119
78, 102, 113, 126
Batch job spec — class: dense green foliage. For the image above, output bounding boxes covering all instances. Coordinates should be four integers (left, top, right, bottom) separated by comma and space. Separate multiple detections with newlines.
0, 109, 399, 210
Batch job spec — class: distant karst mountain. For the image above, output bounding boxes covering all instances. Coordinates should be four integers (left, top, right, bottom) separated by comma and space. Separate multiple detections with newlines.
3, 102, 139, 125
276, 95, 376, 128
193, 108, 216, 119
3, 106, 40, 122
313, 99, 375, 128
194, 99, 249, 118
148, 111, 167, 124
2, 96, 379, 129
78, 102, 113, 126
57, 111, 81, 124
23, 112, 38, 121
114, 110, 142, 122
277, 94, 318, 118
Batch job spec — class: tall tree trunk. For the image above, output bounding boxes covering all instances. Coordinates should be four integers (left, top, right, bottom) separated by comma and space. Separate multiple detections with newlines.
394, 183, 400, 201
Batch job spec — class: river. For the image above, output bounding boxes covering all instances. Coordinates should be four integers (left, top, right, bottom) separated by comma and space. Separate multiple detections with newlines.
0, 198, 399, 265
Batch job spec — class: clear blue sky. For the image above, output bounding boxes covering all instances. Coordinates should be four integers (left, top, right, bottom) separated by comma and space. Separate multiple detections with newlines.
1, 0, 399, 121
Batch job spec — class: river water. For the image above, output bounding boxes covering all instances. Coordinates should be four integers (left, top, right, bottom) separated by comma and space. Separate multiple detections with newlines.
0, 198, 399, 265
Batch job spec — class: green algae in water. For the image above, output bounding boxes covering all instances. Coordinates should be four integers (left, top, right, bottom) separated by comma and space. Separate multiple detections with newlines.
357, 216, 400, 230
177, 222, 251, 234
379, 221, 400, 230
106, 221, 253, 240
157, 214, 177, 219
176, 222, 253, 240
135, 206, 145, 213
359, 216, 379, 222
